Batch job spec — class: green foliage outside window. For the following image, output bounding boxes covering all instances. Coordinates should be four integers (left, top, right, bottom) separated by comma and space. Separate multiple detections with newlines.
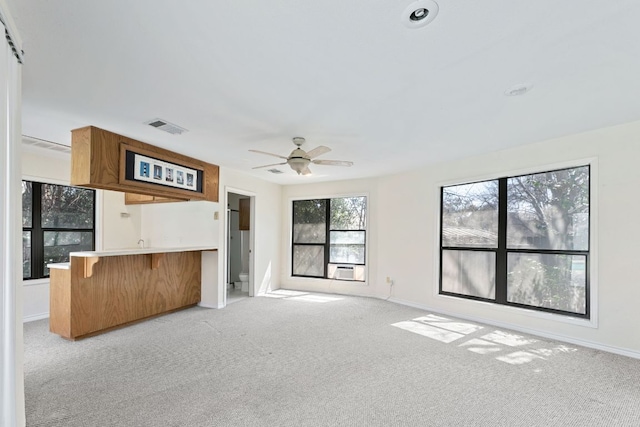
22, 181, 95, 279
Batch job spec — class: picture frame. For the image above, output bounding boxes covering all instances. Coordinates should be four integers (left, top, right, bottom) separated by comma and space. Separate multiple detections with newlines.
119, 143, 205, 198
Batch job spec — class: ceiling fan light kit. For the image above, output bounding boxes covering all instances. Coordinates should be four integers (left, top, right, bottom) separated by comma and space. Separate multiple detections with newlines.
288, 157, 311, 175
249, 137, 353, 176
402, 0, 439, 29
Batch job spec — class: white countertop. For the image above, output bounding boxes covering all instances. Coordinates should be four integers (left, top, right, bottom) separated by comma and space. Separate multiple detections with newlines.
68, 246, 218, 258
48, 262, 70, 270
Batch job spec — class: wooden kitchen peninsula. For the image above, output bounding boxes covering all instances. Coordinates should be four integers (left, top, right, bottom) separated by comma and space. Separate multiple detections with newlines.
49, 246, 216, 340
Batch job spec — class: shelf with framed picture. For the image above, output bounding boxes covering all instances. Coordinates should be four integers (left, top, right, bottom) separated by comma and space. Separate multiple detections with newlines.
70, 126, 219, 203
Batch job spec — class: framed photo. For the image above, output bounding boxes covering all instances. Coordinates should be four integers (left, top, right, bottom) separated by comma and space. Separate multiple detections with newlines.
119, 143, 205, 196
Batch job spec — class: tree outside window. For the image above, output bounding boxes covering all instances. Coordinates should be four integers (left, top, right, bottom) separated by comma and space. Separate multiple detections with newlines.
440, 166, 590, 317
292, 196, 366, 280
22, 181, 95, 279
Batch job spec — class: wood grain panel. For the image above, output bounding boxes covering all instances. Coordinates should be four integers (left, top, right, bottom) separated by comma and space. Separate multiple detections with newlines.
239, 198, 250, 230
69, 127, 91, 186
49, 268, 71, 338
124, 192, 183, 205
70, 126, 219, 202
51, 251, 202, 339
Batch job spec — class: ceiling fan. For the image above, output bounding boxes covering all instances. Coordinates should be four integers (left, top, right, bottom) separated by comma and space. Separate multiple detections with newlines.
249, 137, 353, 175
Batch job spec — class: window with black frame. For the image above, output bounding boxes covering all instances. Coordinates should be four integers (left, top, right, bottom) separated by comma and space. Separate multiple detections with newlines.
22, 181, 96, 279
440, 166, 590, 317
292, 196, 366, 280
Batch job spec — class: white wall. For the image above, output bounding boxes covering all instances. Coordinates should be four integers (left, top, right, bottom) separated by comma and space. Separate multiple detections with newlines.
101, 191, 142, 250
377, 120, 640, 356
279, 120, 640, 357
22, 148, 70, 182
140, 200, 219, 248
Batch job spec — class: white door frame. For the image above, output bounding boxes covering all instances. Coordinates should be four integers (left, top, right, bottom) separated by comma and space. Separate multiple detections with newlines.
223, 187, 256, 307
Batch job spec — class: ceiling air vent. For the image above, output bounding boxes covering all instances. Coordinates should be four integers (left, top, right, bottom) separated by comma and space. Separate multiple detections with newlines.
22, 136, 71, 154
145, 118, 188, 135
268, 169, 284, 174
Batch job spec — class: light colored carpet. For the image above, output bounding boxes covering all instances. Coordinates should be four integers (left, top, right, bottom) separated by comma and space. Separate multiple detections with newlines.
23, 290, 640, 426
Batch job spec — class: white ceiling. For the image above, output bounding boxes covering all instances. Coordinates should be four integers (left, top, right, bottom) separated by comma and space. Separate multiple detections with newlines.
7, 0, 640, 184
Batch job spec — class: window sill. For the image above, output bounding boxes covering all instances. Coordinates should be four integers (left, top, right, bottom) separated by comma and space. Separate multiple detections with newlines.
288, 276, 368, 286
23, 278, 50, 286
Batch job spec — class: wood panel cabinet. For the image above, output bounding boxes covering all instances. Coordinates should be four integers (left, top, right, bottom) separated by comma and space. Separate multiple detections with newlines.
239, 198, 250, 230
71, 126, 219, 202
49, 251, 203, 340
124, 192, 183, 205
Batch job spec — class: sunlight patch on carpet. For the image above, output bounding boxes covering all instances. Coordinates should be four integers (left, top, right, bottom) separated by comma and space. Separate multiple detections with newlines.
496, 351, 544, 365
287, 294, 343, 303
459, 338, 502, 354
392, 321, 464, 343
391, 312, 578, 366
481, 330, 538, 347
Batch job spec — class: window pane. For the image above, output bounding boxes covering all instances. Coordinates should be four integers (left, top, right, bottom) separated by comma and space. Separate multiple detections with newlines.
293, 200, 326, 244
330, 197, 366, 230
43, 231, 93, 275
329, 231, 365, 264
507, 166, 589, 250
292, 245, 324, 277
41, 184, 95, 229
22, 181, 33, 227
23, 231, 31, 278
507, 253, 586, 314
442, 250, 495, 299
442, 181, 498, 248
330, 231, 365, 245
330, 244, 365, 264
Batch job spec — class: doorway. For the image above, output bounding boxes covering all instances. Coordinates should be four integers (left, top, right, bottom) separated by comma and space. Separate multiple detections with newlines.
226, 191, 253, 304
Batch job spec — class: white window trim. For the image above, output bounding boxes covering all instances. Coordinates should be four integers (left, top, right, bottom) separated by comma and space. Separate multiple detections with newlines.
433, 157, 598, 328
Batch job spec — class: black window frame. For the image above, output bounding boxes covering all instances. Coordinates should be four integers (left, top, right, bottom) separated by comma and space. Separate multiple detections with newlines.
439, 165, 590, 318
292, 196, 367, 280
22, 180, 96, 280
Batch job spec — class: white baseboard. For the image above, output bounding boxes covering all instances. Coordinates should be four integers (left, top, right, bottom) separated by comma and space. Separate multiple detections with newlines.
23, 312, 49, 323
386, 297, 640, 361
198, 302, 223, 309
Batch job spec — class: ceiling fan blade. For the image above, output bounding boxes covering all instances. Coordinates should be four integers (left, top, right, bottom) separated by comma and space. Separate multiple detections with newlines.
312, 159, 353, 167
252, 162, 287, 169
248, 149, 288, 160
301, 166, 312, 176
305, 146, 331, 159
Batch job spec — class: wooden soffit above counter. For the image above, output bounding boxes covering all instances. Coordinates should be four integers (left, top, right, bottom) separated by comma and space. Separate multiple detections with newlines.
70, 126, 219, 202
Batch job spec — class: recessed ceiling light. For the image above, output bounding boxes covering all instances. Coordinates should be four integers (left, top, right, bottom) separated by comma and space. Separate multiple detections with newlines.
505, 84, 533, 97
402, 0, 439, 29
410, 8, 429, 21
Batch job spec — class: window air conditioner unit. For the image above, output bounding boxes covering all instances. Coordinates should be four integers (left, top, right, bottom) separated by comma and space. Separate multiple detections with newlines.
334, 265, 355, 281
